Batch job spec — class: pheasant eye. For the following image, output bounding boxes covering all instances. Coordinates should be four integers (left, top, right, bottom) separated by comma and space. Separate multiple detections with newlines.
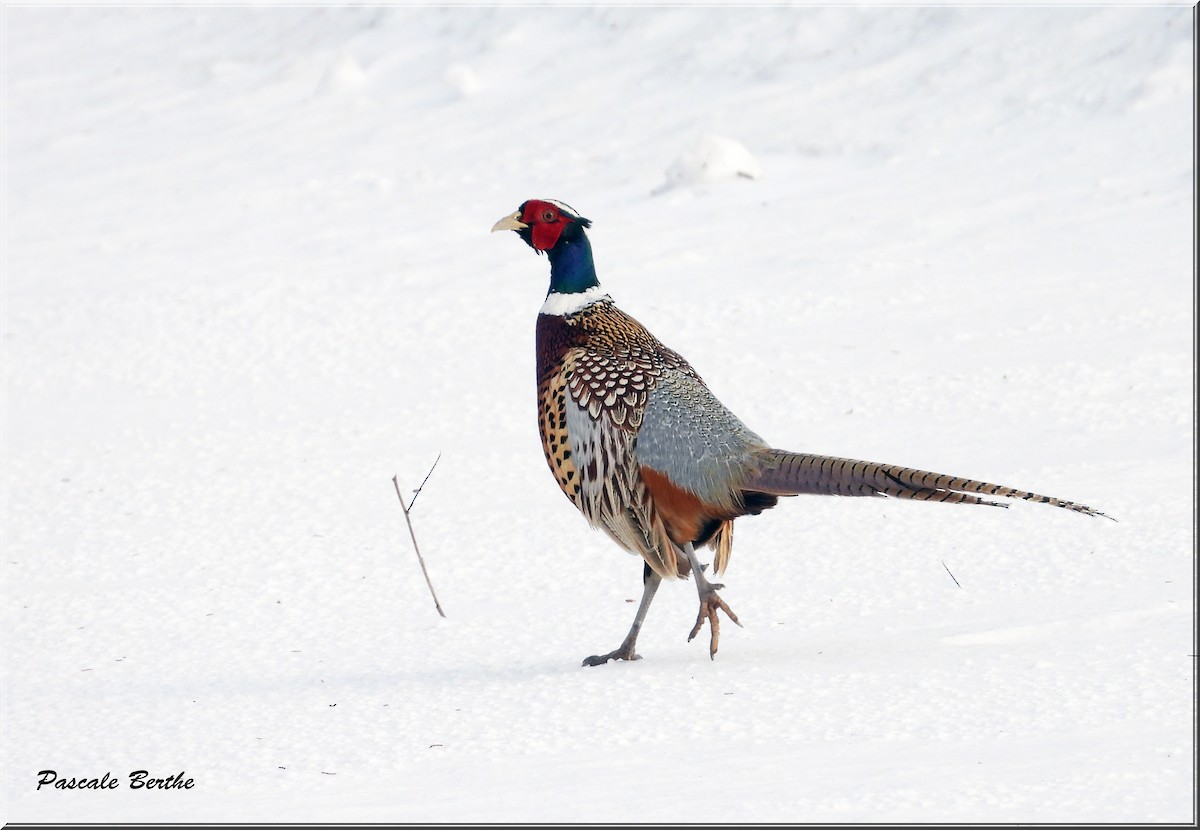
541, 209, 557, 222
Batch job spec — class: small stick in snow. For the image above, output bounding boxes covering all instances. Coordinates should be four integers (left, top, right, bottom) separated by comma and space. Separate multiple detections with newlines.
392, 458, 447, 619
941, 560, 963, 589
406, 452, 441, 511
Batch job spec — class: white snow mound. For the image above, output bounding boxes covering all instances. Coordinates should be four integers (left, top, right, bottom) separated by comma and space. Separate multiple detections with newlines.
444, 63, 482, 98
656, 133, 763, 194
320, 52, 367, 93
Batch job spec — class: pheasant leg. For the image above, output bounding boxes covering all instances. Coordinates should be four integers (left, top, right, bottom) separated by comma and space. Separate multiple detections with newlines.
582, 566, 662, 667
682, 542, 741, 659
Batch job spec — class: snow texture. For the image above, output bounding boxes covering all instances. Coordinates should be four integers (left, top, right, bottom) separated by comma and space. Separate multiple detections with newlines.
3, 4, 1194, 824
656, 133, 764, 193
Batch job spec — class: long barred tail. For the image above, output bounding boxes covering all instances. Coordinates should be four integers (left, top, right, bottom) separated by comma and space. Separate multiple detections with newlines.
744, 450, 1112, 520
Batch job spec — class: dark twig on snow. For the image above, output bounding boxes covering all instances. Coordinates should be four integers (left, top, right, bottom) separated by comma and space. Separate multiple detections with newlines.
392, 458, 447, 619
407, 452, 441, 512
941, 560, 963, 589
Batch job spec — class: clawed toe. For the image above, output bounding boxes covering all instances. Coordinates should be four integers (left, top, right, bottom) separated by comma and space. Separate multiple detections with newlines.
687, 590, 742, 659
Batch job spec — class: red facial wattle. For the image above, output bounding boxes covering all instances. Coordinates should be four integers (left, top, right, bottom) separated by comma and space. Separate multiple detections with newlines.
522, 200, 568, 251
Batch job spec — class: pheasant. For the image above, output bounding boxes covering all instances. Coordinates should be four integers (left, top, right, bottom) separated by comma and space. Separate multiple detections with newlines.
492, 198, 1108, 666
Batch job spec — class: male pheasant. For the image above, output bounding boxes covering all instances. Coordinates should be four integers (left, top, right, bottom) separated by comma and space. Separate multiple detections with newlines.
492, 198, 1108, 666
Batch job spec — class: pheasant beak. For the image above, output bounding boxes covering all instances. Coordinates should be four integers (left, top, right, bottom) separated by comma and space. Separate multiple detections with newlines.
491, 211, 528, 233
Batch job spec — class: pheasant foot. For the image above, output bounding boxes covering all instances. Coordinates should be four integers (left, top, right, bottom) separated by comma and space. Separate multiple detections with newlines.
687, 586, 741, 659
581, 641, 642, 667
680, 542, 742, 659
581, 566, 661, 668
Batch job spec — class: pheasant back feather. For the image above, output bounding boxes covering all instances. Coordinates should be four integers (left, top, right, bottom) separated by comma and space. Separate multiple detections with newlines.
745, 451, 1111, 518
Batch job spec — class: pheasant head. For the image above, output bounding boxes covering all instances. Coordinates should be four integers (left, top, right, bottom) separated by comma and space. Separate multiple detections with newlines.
493, 199, 599, 297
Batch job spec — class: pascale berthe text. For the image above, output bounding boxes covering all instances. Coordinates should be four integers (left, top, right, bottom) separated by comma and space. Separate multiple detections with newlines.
36, 770, 194, 791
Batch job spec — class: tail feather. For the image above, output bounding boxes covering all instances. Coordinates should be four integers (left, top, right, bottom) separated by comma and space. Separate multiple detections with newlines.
744, 450, 1112, 520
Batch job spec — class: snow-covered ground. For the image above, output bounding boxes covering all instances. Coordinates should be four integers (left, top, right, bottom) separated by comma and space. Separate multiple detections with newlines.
3, 4, 1194, 823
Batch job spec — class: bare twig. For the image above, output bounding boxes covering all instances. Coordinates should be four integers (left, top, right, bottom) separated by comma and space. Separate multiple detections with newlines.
941, 560, 963, 589
392, 464, 447, 619
407, 452, 441, 512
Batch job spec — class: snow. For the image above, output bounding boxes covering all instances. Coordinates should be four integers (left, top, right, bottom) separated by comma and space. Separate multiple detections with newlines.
656, 133, 763, 193
3, 4, 1194, 824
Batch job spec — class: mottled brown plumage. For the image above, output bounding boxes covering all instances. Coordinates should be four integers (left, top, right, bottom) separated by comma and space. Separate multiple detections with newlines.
535, 301, 761, 580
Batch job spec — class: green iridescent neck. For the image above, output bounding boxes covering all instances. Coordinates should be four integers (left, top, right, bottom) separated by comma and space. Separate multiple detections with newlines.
547, 229, 599, 295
